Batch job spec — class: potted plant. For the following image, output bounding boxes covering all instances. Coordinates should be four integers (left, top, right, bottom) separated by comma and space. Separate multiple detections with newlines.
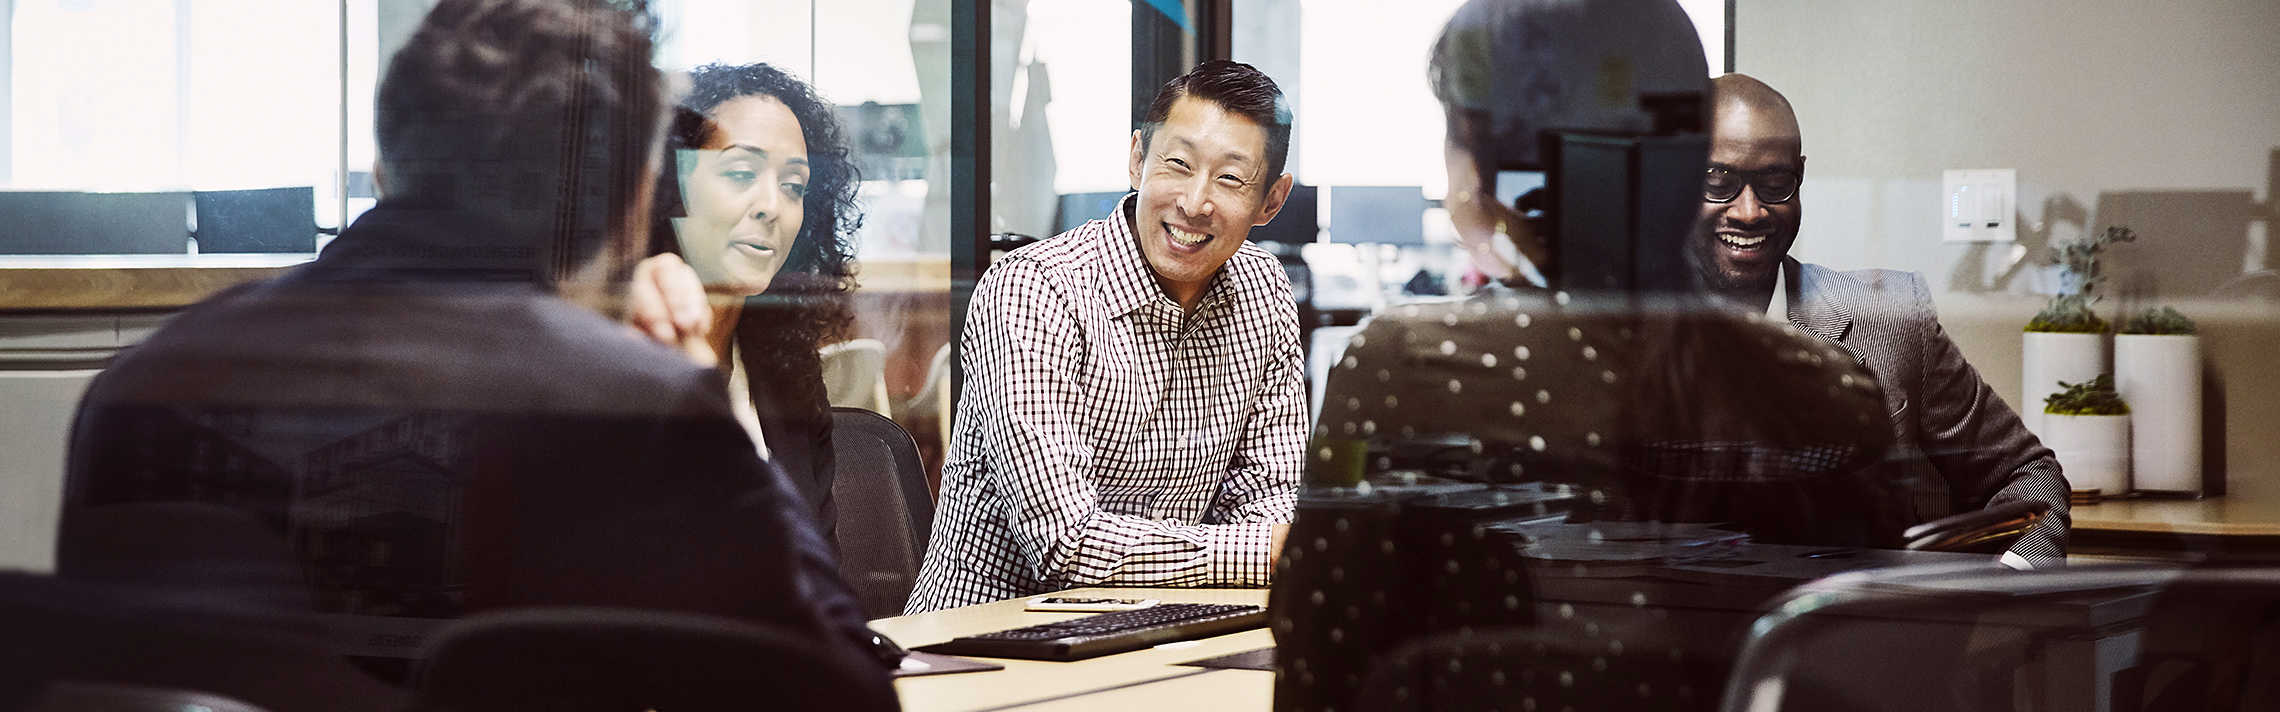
2115, 306, 2201, 495
2043, 374, 2131, 496
2022, 226, 2135, 436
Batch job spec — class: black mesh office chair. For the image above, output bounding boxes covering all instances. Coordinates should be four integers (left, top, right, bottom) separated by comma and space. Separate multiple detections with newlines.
0, 573, 403, 712
412, 607, 896, 712
1721, 563, 2280, 712
828, 407, 935, 618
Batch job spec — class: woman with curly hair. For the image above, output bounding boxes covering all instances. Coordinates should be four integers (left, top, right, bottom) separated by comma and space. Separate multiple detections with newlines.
632, 62, 862, 537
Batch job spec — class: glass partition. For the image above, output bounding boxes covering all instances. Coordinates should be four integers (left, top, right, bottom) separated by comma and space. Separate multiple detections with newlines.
3, 0, 347, 257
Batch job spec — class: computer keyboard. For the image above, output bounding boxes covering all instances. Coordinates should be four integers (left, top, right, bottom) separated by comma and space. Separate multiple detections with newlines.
913, 603, 1267, 661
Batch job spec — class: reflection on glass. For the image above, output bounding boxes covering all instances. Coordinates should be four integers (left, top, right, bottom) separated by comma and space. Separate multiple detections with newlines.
1269, 1, 1991, 710
659, 0, 957, 497
650, 63, 863, 539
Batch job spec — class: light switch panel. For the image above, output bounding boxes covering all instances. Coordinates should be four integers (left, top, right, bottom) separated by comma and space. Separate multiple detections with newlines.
1942, 168, 2017, 242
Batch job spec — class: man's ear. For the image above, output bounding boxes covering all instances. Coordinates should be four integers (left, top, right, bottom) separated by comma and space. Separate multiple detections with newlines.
1128, 129, 1147, 190
371, 163, 388, 199
1796, 154, 1808, 180
1252, 173, 1296, 227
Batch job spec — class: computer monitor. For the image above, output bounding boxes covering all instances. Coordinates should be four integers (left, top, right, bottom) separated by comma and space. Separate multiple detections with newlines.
1542, 133, 1706, 295
0, 191, 192, 254
1052, 192, 1127, 235
1247, 184, 1318, 245
1325, 186, 1423, 246
193, 187, 318, 253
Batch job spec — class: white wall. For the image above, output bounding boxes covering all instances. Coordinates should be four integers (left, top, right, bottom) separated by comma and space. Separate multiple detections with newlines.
1736, 0, 2280, 482
1737, 0, 2279, 298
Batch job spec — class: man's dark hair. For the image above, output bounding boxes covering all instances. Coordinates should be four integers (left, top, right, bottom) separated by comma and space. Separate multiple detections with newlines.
1138, 60, 1293, 188
373, 0, 665, 284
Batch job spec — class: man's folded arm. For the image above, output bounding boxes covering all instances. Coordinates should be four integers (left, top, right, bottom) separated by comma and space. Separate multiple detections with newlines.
968, 263, 1273, 589
1201, 291, 1307, 580
1911, 277, 2071, 562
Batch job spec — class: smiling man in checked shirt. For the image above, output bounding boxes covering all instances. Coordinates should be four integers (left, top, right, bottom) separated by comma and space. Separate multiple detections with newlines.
905, 61, 1306, 612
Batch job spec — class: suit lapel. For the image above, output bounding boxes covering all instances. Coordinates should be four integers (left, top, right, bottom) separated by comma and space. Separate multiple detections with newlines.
1786, 257, 1854, 343
1785, 258, 1867, 369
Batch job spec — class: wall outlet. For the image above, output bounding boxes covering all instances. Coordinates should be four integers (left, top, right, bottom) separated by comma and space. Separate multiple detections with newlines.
1942, 168, 2017, 243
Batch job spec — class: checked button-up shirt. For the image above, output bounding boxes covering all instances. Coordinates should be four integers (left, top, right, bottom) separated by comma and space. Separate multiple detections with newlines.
905, 194, 1306, 612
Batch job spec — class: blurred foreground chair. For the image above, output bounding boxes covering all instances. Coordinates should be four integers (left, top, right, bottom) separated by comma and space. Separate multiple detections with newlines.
1356, 625, 1723, 711
829, 407, 935, 618
0, 572, 402, 712
413, 607, 896, 712
1721, 563, 2280, 712
820, 339, 893, 415
29, 682, 271, 712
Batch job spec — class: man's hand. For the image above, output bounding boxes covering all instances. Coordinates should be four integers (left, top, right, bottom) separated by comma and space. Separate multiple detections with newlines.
627, 253, 717, 367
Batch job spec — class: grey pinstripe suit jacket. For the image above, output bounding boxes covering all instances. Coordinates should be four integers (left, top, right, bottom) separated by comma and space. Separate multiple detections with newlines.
1787, 258, 2072, 563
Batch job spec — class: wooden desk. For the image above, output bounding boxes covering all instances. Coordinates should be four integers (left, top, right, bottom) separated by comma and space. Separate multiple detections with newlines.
2069, 477, 2280, 559
868, 588, 1273, 712
0, 255, 307, 311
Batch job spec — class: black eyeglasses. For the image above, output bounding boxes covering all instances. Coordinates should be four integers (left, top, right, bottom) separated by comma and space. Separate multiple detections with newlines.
1702, 166, 1801, 204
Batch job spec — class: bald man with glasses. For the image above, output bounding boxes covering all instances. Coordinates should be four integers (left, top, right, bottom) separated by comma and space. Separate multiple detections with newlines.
1684, 73, 2071, 567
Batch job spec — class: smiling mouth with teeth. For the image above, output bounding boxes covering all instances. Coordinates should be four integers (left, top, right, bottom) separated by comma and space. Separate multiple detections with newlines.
1718, 233, 1768, 249
1167, 225, 1210, 246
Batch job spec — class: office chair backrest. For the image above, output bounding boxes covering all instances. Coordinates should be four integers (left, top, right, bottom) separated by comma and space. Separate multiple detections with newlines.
192, 187, 317, 253
1721, 563, 2280, 712
819, 339, 893, 415
413, 607, 896, 712
0, 573, 403, 712
828, 407, 935, 618
903, 343, 954, 460
0, 191, 191, 254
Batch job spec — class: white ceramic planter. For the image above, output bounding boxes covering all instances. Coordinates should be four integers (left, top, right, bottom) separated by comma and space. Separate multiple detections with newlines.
2021, 332, 2107, 437
2115, 334, 2201, 493
2044, 413, 2130, 494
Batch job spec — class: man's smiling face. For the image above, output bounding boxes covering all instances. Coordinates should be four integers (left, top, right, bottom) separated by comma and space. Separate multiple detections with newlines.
1687, 88, 1805, 301
1127, 95, 1289, 306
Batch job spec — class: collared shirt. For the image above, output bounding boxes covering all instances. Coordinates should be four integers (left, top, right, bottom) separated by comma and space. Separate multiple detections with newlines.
726, 342, 772, 461
1766, 262, 1789, 322
905, 194, 1306, 612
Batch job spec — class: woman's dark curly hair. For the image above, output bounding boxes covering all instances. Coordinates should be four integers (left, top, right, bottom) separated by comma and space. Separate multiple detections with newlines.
651, 61, 862, 325
649, 63, 861, 459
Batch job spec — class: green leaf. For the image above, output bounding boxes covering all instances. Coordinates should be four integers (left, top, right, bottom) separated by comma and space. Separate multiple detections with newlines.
2042, 374, 2131, 415
2120, 306, 2197, 335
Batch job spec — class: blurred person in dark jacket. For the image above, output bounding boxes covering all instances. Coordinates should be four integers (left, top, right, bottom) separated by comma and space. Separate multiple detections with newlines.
1311, 0, 1901, 546
58, 0, 890, 698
